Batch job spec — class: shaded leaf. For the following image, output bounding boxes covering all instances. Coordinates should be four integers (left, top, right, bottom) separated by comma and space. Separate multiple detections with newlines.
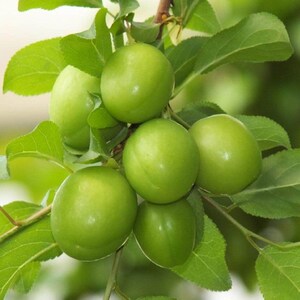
256, 245, 300, 300
18, 0, 102, 11
232, 149, 300, 218
236, 115, 291, 151
131, 21, 160, 43
176, 101, 225, 125
95, 8, 113, 62
166, 37, 208, 86
117, 0, 139, 17
194, 13, 293, 75
3, 38, 66, 95
88, 93, 119, 129
76, 128, 110, 164
186, 0, 221, 34
186, 188, 204, 245
172, 0, 200, 25
173, 216, 231, 291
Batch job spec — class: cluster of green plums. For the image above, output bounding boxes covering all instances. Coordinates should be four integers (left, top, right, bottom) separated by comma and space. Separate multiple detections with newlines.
50, 43, 262, 268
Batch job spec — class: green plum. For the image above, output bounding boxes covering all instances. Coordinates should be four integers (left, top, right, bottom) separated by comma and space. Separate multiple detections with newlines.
122, 118, 199, 204
189, 114, 262, 195
100, 43, 174, 123
49, 65, 100, 150
50, 166, 137, 261
134, 199, 196, 268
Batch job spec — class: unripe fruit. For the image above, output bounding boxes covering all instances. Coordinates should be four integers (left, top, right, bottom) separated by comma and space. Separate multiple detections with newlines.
101, 43, 174, 123
122, 118, 199, 204
50, 166, 137, 261
50, 65, 100, 150
134, 199, 196, 268
189, 114, 262, 195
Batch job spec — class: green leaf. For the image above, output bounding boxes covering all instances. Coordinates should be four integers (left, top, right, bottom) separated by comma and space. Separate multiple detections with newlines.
76, 128, 110, 163
0, 201, 41, 236
88, 107, 119, 129
131, 21, 160, 43
18, 0, 102, 11
6, 121, 65, 169
186, 0, 221, 34
60, 35, 103, 78
117, 0, 139, 17
172, 0, 200, 25
0, 216, 61, 298
95, 8, 113, 62
0, 201, 61, 298
60, 9, 112, 78
186, 188, 204, 245
176, 101, 225, 125
3, 38, 66, 95
88, 93, 119, 129
166, 37, 208, 86
236, 115, 291, 151
256, 245, 300, 299
110, 18, 125, 49
232, 149, 300, 218
194, 12, 293, 75
13, 262, 41, 294
173, 216, 231, 291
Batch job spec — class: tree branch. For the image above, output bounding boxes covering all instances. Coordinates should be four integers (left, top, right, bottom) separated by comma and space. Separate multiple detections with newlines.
154, 0, 172, 40
154, 0, 172, 23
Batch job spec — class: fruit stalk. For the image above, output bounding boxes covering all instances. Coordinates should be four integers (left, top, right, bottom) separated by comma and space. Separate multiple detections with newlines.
103, 247, 124, 300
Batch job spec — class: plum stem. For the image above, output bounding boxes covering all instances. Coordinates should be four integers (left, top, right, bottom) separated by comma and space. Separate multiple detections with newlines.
103, 247, 126, 300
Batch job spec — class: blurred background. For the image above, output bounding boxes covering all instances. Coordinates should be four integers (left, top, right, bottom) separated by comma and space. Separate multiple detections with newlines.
1, 0, 300, 299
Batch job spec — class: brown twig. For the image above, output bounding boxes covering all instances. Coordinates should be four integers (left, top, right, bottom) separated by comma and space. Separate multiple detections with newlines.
154, 0, 172, 39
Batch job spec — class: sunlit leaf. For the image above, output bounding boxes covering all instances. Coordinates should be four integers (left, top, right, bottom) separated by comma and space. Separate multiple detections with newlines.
60, 8, 112, 78
256, 245, 300, 299
3, 38, 66, 95
0, 201, 61, 298
13, 262, 41, 294
6, 121, 66, 170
